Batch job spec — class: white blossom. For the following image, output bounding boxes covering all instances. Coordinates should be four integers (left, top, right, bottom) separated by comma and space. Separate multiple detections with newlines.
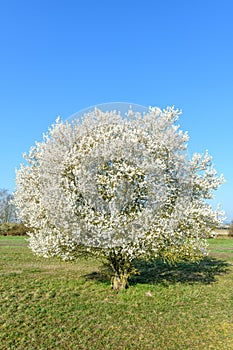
14, 106, 225, 289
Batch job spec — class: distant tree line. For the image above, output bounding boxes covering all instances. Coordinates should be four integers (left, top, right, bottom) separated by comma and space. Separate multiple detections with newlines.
0, 189, 27, 236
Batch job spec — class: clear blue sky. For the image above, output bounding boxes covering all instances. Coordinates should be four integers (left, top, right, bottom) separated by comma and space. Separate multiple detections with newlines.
0, 0, 233, 221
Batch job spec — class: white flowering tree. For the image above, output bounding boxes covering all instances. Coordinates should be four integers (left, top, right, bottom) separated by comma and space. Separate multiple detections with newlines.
14, 106, 224, 290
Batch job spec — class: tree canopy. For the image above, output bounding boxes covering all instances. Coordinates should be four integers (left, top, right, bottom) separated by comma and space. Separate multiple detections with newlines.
14, 106, 224, 290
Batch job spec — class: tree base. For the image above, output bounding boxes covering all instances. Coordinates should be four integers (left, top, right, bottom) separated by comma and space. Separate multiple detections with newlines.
112, 274, 128, 291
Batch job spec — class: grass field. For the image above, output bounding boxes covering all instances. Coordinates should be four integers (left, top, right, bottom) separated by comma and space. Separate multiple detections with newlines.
1, 236, 233, 349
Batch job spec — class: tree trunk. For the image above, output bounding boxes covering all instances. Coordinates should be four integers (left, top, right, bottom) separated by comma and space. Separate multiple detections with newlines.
112, 273, 128, 291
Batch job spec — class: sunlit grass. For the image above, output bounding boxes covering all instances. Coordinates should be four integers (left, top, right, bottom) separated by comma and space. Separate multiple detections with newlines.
1, 236, 233, 349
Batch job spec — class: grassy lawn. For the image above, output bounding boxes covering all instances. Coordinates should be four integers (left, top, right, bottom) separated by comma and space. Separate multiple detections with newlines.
1, 236, 233, 349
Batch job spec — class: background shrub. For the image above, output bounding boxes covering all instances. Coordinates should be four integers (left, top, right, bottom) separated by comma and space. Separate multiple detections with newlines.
0, 222, 28, 236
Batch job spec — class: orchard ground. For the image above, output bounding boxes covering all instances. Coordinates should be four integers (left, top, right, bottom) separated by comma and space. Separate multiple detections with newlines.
1, 235, 233, 349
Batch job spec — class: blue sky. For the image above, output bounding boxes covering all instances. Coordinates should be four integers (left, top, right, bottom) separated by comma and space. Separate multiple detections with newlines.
0, 0, 233, 221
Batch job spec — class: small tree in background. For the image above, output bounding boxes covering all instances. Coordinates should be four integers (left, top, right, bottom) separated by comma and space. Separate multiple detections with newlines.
0, 189, 26, 235
228, 220, 233, 237
14, 106, 224, 290
0, 189, 16, 223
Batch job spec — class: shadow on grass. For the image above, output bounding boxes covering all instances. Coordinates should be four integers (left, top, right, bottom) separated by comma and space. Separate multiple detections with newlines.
84, 257, 230, 286
130, 257, 230, 286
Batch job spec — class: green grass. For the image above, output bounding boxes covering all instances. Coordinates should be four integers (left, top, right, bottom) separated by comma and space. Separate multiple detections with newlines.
1, 236, 233, 349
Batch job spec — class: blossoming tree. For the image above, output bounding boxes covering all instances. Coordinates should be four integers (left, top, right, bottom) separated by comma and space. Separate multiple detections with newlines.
14, 106, 224, 290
